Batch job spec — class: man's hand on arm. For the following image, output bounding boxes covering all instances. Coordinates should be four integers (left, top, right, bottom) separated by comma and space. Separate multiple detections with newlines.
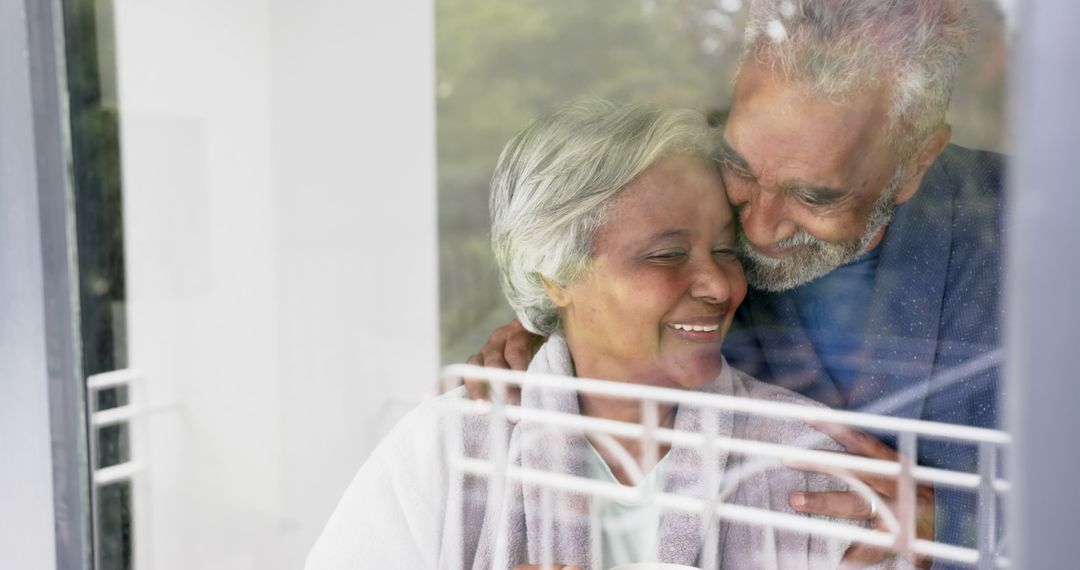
464, 319, 545, 405
788, 422, 936, 569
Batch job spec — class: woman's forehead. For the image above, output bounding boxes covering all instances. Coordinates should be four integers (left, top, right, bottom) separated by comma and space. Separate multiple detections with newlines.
596, 156, 733, 245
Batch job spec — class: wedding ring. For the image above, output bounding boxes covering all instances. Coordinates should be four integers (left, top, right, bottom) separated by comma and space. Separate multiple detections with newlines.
866, 498, 879, 521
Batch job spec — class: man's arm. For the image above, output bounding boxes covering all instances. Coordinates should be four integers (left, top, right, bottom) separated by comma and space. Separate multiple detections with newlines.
464, 318, 545, 404
788, 421, 935, 569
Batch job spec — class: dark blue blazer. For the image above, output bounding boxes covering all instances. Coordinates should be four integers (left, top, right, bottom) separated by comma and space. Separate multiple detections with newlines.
723, 144, 1005, 554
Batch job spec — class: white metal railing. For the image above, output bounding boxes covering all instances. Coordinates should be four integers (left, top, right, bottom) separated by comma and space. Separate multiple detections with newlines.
87, 368, 147, 570
440, 363, 1010, 570
87, 369, 145, 486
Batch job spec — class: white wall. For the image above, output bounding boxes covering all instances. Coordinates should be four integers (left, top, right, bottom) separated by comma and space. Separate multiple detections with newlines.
265, 0, 439, 561
113, 0, 438, 567
1, 1, 59, 567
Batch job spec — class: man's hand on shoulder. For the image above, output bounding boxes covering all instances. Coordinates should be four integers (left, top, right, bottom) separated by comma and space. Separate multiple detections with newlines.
788, 422, 936, 569
464, 319, 545, 405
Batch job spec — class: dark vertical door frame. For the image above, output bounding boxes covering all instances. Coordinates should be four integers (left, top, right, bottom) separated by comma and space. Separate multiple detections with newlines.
3, 0, 93, 568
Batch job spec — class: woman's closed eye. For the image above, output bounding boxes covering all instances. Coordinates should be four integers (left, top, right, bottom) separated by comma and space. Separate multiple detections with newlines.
646, 247, 736, 263
645, 249, 688, 263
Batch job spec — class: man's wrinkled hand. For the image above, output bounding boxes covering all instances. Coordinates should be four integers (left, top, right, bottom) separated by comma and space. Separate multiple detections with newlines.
463, 319, 545, 405
787, 422, 935, 569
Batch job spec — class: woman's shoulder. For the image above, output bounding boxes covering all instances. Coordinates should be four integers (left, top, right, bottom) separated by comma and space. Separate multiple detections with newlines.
727, 367, 841, 452
375, 386, 499, 468
728, 366, 826, 408
349, 386, 466, 479
383, 386, 468, 433
321, 387, 471, 511
305, 388, 470, 569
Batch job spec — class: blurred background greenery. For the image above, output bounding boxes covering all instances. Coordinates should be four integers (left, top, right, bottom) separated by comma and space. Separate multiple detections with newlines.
436, 0, 1008, 363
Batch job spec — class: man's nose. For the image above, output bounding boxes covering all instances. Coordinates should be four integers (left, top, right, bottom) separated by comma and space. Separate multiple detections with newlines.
738, 191, 797, 247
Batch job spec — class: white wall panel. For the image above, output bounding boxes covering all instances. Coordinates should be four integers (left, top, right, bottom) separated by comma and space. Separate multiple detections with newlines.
267, 0, 438, 563
113, 0, 437, 567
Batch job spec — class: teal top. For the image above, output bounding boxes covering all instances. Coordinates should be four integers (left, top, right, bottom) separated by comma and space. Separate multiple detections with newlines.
584, 441, 671, 568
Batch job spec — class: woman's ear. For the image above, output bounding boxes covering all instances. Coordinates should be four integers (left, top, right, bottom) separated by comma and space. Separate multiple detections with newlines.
540, 275, 573, 308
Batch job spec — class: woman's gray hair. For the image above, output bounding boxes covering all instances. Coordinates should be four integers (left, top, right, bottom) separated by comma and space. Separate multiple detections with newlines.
489, 100, 716, 335
742, 0, 974, 155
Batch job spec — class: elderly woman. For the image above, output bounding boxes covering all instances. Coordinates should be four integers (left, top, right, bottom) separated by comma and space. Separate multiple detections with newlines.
307, 101, 863, 570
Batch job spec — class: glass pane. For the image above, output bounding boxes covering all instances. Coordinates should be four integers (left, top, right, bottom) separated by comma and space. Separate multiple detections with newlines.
436, 0, 749, 362
96, 386, 130, 411
69, 1, 441, 569
64, 0, 128, 378
433, 0, 1010, 567
436, 0, 1007, 364
95, 424, 130, 470
53, 0, 1024, 568
96, 482, 133, 570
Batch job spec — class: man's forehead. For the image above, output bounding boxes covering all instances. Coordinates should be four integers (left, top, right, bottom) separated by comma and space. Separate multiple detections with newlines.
722, 130, 863, 190
732, 59, 891, 112
724, 67, 891, 185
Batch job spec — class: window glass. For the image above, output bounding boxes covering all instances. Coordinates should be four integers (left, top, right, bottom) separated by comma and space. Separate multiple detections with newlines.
436, 0, 1008, 363
54, 0, 1015, 568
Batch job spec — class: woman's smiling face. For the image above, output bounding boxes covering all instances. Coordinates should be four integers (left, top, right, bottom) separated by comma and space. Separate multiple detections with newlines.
549, 154, 747, 387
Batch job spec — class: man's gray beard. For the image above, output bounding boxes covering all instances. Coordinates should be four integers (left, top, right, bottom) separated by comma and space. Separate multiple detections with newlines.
737, 167, 904, 292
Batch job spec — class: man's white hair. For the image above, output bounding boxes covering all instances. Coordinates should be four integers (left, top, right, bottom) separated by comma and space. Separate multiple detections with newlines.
489, 100, 716, 335
742, 0, 974, 154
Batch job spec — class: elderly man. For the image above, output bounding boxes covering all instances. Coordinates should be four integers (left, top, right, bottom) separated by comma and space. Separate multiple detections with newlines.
471, 1, 1002, 567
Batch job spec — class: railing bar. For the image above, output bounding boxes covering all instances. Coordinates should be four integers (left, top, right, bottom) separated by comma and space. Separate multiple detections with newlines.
452, 399, 1007, 491
91, 405, 141, 427
641, 399, 659, 477
442, 364, 1010, 445
93, 462, 142, 486
589, 497, 602, 568
456, 458, 983, 565
763, 525, 779, 570
898, 432, 918, 560
455, 458, 640, 501
486, 379, 511, 563
457, 458, 892, 546
977, 443, 998, 570
640, 399, 661, 561
699, 408, 721, 570
539, 486, 554, 569
86, 368, 141, 390
444, 389, 466, 570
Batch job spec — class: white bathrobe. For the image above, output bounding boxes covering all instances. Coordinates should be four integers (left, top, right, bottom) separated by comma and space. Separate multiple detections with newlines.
306, 336, 867, 569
